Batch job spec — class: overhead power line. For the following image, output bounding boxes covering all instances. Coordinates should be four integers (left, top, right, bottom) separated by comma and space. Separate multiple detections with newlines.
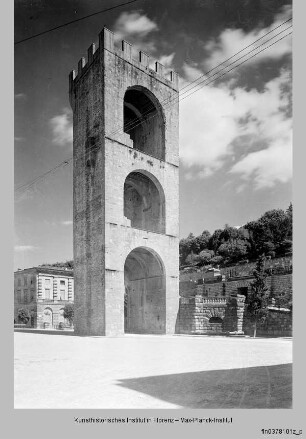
116, 18, 292, 135
107, 23, 293, 142
15, 28, 292, 196
179, 17, 292, 94
107, 30, 292, 156
15, 0, 142, 45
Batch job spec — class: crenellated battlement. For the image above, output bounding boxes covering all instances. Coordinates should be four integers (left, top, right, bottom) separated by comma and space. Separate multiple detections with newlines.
69, 27, 179, 93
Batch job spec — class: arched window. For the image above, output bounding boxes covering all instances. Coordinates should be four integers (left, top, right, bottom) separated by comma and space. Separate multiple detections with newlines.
124, 170, 165, 233
123, 86, 165, 160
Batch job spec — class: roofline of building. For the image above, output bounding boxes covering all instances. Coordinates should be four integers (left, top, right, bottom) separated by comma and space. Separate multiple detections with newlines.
14, 266, 74, 275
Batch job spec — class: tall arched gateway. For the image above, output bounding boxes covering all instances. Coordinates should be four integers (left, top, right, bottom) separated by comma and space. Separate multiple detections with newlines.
124, 247, 166, 334
70, 27, 179, 336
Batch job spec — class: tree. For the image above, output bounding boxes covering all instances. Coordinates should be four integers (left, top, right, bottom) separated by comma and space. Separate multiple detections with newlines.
63, 303, 74, 326
210, 255, 224, 267
245, 207, 292, 259
196, 230, 211, 252
208, 229, 223, 252
179, 233, 195, 266
285, 202, 292, 240
218, 239, 249, 263
246, 255, 269, 338
198, 249, 214, 266
17, 308, 30, 324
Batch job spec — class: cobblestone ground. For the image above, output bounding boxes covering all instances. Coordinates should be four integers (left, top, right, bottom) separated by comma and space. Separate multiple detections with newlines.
14, 332, 292, 409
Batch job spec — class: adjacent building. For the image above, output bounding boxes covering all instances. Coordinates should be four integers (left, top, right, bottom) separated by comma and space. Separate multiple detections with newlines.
14, 266, 74, 329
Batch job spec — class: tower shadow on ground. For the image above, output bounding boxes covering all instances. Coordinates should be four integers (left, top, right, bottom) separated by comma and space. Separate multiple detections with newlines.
116, 363, 292, 408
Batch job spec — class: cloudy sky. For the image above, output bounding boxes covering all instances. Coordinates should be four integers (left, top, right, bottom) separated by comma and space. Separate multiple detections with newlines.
14, 0, 292, 269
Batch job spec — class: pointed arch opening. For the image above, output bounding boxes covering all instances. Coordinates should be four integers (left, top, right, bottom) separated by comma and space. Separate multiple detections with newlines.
124, 247, 166, 334
123, 86, 165, 160
124, 170, 165, 233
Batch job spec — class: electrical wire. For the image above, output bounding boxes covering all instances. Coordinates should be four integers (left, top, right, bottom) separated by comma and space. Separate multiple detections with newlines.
111, 18, 292, 136
106, 26, 292, 145
15, 30, 292, 195
15, 0, 143, 45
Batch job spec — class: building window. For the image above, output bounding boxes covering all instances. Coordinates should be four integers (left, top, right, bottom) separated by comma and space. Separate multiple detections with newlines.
60, 280, 65, 286
17, 290, 21, 303
17, 278, 21, 286
24, 289, 28, 303
60, 290, 66, 300
31, 276, 35, 285
24, 277, 27, 286
45, 289, 51, 300
30, 290, 35, 302
45, 279, 51, 286
237, 287, 248, 299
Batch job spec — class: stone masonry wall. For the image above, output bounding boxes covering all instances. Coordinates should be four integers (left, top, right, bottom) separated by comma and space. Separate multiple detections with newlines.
178, 272, 292, 336
176, 295, 245, 335
181, 273, 292, 303
243, 309, 292, 337
70, 28, 179, 336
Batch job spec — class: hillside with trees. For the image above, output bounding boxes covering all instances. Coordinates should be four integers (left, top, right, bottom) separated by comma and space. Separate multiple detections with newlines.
179, 204, 292, 269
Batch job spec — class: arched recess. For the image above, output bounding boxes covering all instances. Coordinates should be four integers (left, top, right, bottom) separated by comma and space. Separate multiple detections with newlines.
43, 307, 53, 328
124, 170, 165, 233
208, 316, 223, 333
209, 317, 223, 323
123, 86, 165, 160
124, 247, 166, 334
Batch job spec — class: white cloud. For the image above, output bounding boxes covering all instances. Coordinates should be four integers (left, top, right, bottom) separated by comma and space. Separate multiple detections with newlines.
114, 11, 158, 40
50, 107, 73, 147
14, 245, 37, 252
155, 52, 175, 74
179, 68, 292, 189
157, 53, 175, 67
204, 5, 292, 71
113, 11, 158, 53
230, 128, 292, 189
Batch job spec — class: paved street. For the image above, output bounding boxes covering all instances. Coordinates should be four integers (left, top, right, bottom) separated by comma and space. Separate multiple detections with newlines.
14, 332, 292, 409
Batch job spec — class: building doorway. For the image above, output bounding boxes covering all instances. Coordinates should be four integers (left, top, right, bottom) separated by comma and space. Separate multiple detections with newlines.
43, 307, 53, 329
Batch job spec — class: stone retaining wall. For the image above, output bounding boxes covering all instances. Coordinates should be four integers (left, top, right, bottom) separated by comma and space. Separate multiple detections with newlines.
176, 294, 245, 335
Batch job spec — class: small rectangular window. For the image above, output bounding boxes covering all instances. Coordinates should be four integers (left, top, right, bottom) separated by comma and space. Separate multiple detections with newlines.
60, 290, 65, 300
45, 279, 51, 285
45, 289, 51, 300
60, 280, 65, 286
24, 289, 28, 303
24, 277, 27, 286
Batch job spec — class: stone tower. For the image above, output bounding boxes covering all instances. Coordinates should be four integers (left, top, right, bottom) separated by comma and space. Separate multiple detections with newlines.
69, 28, 179, 336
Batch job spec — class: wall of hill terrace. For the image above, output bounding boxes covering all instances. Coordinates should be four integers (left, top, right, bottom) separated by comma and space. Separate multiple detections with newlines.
180, 256, 292, 283
177, 267, 292, 336
243, 307, 292, 337
175, 294, 245, 335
